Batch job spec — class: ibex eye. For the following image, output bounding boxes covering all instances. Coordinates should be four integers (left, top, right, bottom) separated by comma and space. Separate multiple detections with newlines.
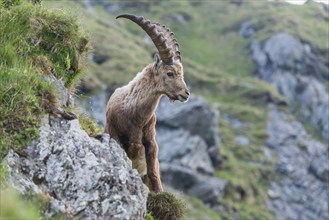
167, 72, 174, 77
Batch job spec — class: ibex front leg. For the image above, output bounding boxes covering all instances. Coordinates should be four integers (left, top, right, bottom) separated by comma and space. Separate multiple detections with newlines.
142, 115, 163, 193
126, 133, 147, 178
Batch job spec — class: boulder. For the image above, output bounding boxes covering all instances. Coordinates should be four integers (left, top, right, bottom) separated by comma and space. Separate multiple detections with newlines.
187, 177, 227, 206
160, 163, 201, 191
239, 20, 255, 38
3, 115, 148, 219
156, 95, 221, 166
263, 33, 304, 68
155, 95, 225, 207
160, 163, 227, 206
157, 128, 215, 175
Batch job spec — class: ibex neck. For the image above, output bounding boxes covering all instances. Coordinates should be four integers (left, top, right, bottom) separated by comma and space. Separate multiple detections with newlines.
128, 65, 161, 122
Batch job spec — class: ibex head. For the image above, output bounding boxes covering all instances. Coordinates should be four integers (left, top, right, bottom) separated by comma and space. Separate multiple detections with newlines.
116, 14, 190, 102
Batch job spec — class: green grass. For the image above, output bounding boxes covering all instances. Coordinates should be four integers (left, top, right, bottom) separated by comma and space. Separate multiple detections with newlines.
0, 65, 54, 160
145, 212, 155, 220
0, 0, 90, 161
78, 113, 102, 137
0, 0, 90, 87
214, 106, 276, 219
184, 196, 222, 220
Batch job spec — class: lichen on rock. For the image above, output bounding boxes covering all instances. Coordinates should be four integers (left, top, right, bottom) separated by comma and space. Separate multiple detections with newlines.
3, 115, 148, 219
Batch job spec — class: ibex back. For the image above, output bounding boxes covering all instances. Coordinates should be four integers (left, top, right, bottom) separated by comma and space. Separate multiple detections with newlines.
105, 14, 189, 193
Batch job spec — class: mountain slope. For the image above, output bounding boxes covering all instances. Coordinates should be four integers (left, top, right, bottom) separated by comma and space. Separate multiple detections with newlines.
43, 0, 329, 219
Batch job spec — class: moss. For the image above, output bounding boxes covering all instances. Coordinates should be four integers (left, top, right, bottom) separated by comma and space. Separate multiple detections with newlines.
147, 192, 186, 220
78, 113, 102, 137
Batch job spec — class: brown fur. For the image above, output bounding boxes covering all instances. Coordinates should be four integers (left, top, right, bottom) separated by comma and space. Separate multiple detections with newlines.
105, 60, 189, 193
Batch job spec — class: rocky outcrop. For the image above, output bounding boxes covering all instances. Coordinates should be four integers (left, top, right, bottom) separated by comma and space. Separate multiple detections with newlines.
266, 105, 328, 220
76, 92, 226, 206
3, 115, 148, 219
156, 96, 226, 206
250, 32, 329, 140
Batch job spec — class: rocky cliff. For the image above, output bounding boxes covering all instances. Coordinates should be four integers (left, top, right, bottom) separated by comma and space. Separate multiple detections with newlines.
250, 32, 329, 141
3, 102, 148, 220
246, 28, 329, 220
0, 2, 148, 218
266, 104, 328, 220
156, 96, 227, 208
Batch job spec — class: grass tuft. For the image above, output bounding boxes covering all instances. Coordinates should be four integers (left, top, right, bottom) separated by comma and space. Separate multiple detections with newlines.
145, 211, 155, 220
147, 192, 186, 220
78, 113, 102, 137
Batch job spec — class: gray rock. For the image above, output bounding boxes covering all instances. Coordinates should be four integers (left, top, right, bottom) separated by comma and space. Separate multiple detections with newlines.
157, 128, 215, 175
250, 32, 329, 141
263, 33, 304, 68
3, 115, 148, 219
235, 135, 250, 146
223, 113, 246, 129
250, 39, 268, 68
160, 163, 227, 206
43, 74, 71, 107
187, 177, 227, 205
266, 105, 328, 220
239, 20, 255, 38
160, 163, 201, 191
309, 153, 329, 182
154, 96, 226, 207
156, 95, 221, 166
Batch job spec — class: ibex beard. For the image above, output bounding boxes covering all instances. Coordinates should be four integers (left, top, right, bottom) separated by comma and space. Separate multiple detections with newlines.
105, 14, 189, 193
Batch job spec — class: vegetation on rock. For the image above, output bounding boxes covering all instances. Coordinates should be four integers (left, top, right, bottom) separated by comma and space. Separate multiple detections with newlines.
147, 192, 186, 220
0, 0, 90, 218
0, 0, 89, 160
78, 113, 102, 136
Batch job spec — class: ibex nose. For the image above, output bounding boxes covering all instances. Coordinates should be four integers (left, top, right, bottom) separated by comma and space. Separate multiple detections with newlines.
185, 90, 190, 96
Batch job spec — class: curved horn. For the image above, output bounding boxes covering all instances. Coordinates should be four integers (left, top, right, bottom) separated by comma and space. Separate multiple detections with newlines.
116, 14, 181, 64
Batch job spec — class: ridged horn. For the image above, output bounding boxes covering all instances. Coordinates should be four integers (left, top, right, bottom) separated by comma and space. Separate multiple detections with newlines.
116, 14, 181, 64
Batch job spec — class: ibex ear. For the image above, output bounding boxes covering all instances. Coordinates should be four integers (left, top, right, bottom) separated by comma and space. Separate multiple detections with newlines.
153, 53, 161, 72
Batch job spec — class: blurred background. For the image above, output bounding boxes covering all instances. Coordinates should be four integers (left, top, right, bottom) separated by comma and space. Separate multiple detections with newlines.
49, 0, 328, 219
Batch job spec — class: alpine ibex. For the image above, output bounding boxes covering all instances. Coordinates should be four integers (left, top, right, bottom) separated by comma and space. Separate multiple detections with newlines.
105, 14, 189, 193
